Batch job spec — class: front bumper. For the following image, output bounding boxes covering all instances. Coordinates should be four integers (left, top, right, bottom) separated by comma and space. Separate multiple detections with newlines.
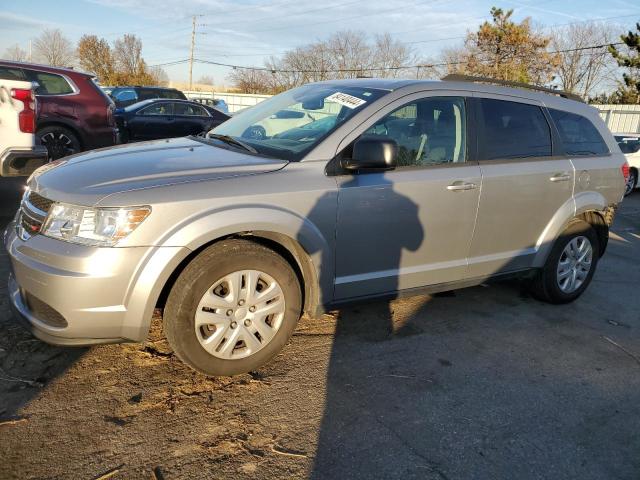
0, 146, 49, 177
4, 222, 189, 346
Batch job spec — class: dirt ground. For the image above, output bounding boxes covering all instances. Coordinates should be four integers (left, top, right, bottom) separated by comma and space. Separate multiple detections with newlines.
0, 183, 639, 480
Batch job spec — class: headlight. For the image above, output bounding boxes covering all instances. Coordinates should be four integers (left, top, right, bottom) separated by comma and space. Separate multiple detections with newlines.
42, 203, 151, 246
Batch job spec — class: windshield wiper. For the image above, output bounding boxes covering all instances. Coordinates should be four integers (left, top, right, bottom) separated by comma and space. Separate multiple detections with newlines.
207, 133, 258, 154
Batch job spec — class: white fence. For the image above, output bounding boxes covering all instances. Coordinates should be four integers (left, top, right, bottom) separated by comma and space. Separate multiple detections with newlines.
595, 104, 640, 134
183, 91, 271, 113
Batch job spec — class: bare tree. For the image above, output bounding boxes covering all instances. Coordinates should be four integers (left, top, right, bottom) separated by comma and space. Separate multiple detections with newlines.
552, 23, 616, 98
113, 34, 145, 77
228, 68, 273, 94
33, 29, 75, 67
233, 31, 420, 93
150, 66, 169, 86
197, 75, 214, 85
3, 44, 28, 62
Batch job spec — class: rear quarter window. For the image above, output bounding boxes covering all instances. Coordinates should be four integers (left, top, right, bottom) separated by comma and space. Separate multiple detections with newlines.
27, 71, 74, 95
549, 109, 609, 156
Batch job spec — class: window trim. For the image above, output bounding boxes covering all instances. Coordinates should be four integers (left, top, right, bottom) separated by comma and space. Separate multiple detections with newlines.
24, 68, 79, 97
329, 92, 475, 176
472, 95, 555, 163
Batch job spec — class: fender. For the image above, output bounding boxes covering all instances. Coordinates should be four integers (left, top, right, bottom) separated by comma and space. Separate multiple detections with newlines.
123, 205, 334, 341
533, 190, 607, 267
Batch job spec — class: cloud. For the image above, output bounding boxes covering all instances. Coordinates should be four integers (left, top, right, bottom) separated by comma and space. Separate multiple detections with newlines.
0, 12, 53, 30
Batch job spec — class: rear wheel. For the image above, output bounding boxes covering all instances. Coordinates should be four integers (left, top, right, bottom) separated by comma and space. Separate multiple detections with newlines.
529, 219, 599, 304
37, 126, 81, 160
163, 239, 302, 376
625, 169, 637, 196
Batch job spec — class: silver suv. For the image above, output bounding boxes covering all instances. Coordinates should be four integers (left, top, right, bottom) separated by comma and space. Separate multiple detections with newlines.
4, 77, 627, 376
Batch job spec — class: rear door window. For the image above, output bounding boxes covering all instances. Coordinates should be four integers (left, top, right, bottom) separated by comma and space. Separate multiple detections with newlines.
26, 70, 75, 95
0, 66, 27, 81
477, 98, 552, 160
549, 109, 609, 156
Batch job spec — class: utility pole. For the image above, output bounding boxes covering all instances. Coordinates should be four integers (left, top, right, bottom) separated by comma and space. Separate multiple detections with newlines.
189, 15, 196, 91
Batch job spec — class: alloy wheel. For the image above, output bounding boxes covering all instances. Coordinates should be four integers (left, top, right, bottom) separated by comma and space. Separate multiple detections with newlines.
556, 236, 593, 293
40, 131, 78, 160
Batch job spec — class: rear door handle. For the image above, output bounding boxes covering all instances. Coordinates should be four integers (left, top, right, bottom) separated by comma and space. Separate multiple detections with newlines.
550, 173, 571, 182
447, 181, 477, 191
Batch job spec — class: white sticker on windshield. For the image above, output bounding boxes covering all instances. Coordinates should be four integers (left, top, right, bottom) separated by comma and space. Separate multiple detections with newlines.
326, 92, 367, 109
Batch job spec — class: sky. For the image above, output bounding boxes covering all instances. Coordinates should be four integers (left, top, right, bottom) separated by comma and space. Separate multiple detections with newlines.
1, 0, 639, 86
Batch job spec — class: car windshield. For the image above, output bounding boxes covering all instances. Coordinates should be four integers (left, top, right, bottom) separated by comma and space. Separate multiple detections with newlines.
208, 84, 388, 161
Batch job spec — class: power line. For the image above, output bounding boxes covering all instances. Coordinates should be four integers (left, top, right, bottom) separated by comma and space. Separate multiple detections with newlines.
172, 41, 624, 74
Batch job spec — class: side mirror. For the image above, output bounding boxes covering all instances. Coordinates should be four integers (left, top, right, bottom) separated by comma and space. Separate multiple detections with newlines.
343, 136, 397, 171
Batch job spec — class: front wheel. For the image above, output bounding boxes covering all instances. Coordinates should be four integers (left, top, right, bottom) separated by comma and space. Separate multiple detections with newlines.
529, 219, 599, 304
163, 239, 302, 376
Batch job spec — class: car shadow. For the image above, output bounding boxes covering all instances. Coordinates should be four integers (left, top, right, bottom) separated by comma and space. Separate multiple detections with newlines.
303, 179, 640, 479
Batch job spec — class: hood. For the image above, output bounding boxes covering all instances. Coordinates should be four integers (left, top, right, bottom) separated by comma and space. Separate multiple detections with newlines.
28, 137, 288, 206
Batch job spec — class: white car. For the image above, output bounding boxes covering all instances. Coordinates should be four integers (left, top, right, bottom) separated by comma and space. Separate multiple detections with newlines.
615, 133, 640, 196
0, 79, 48, 177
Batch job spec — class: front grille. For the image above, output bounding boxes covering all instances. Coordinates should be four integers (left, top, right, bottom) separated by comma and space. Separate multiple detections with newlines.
20, 211, 43, 235
17, 191, 52, 240
24, 292, 68, 328
27, 191, 54, 214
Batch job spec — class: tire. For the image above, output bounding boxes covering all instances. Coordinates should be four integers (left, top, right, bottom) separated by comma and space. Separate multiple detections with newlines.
163, 239, 302, 376
529, 219, 599, 304
624, 169, 637, 197
37, 126, 82, 160
241, 125, 266, 140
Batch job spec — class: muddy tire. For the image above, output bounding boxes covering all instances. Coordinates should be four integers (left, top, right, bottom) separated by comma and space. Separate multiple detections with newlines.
529, 219, 599, 304
163, 239, 302, 376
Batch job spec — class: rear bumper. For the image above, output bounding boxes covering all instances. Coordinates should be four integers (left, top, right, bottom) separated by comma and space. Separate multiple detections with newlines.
0, 146, 49, 177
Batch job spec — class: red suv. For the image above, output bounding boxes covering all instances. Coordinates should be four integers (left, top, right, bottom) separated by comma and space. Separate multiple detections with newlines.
0, 61, 118, 160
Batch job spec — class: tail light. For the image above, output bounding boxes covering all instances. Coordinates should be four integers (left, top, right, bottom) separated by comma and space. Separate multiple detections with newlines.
11, 88, 36, 134
622, 161, 630, 181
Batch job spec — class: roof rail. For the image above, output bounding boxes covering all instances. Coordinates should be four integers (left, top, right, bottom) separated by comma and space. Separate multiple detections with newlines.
441, 74, 585, 103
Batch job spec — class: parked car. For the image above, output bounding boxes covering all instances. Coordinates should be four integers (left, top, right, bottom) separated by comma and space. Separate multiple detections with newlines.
614, 133, 640, 195
5, 77, 627, 376
190, 97, 229, 114
0, 78, 48, 177
242, 108, 316, 139
109, 86, 186, 108
114, 99, 230, 142
0, 61, 118, 160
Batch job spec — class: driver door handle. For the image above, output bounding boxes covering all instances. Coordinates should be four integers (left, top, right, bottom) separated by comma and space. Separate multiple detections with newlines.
550, 172, 571, 182
447, 181, 477, 192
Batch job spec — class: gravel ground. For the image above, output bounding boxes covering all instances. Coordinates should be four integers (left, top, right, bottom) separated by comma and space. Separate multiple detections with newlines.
0, 183, 639, 480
